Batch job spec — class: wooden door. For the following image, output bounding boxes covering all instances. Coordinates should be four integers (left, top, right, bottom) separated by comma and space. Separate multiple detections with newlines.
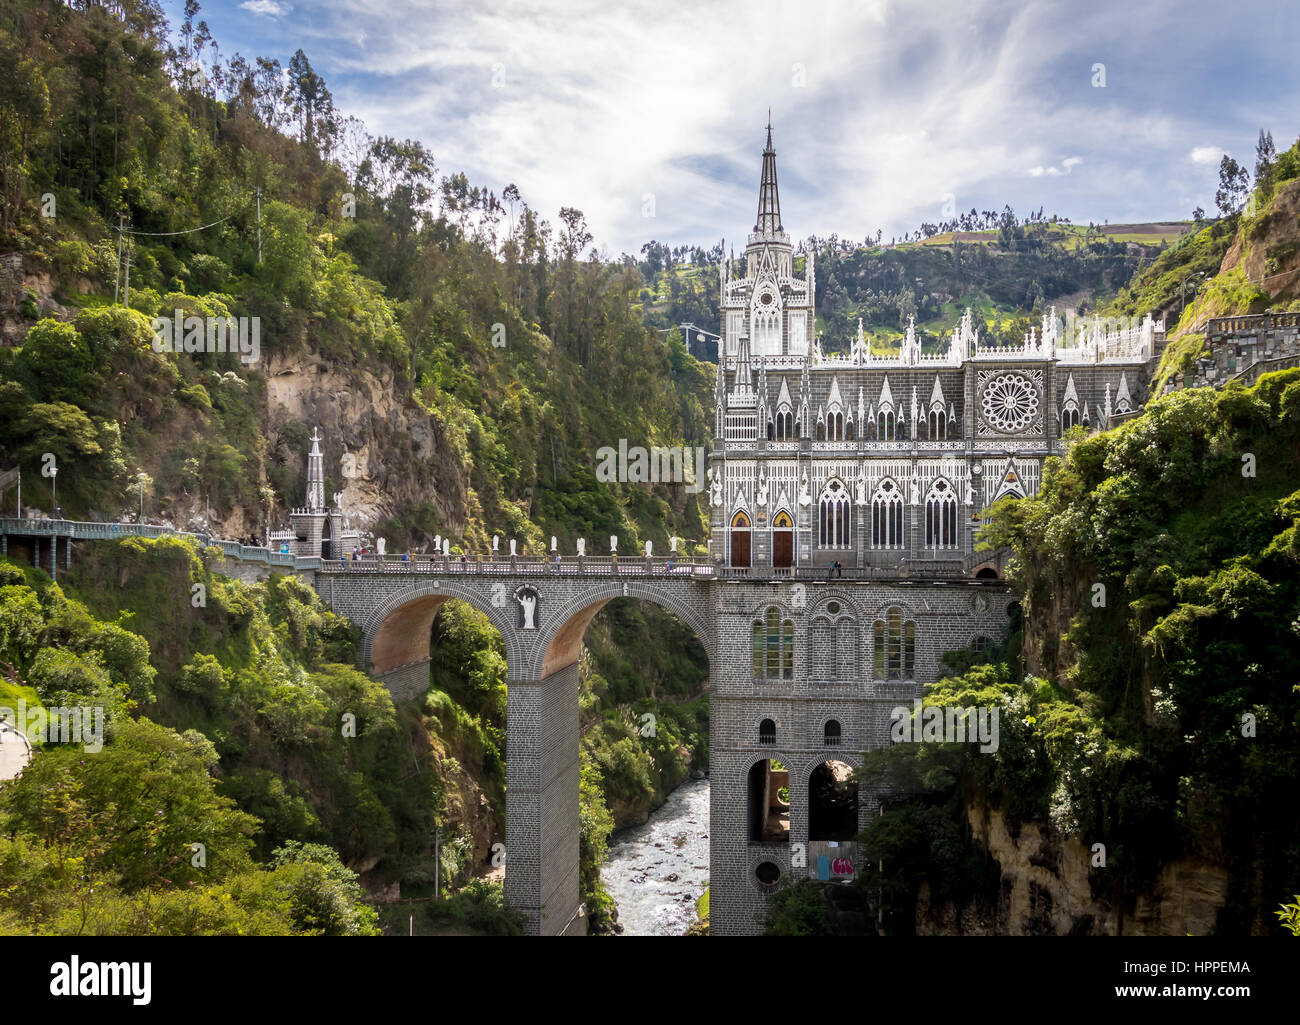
772, 530, 793, 568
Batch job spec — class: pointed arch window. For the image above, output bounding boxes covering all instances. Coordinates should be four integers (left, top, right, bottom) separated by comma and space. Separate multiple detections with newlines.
928, 407, 948, 440
877, 407, 896, 441
925, 479, 958, 549
753, 606, 794, 679
775, 407, 794, 440
818, 480, 851, 549
1062, 402, 1080, 430
872, 606, 916, 680
871, 480, 904, 548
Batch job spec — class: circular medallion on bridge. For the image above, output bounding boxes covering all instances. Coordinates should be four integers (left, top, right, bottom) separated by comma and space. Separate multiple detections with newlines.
980, 373, 1040, 433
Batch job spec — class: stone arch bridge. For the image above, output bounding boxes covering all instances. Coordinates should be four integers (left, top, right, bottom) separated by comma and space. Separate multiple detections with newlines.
1, 519, 1015, 935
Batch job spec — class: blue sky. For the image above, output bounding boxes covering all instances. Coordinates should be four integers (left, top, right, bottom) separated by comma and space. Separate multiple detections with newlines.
170, 0, 1300, 256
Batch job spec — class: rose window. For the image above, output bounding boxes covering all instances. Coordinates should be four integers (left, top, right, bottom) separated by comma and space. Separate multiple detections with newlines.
980, 374, 1039, 433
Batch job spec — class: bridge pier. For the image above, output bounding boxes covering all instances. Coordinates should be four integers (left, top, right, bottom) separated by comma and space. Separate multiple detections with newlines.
505, 663, 584, 936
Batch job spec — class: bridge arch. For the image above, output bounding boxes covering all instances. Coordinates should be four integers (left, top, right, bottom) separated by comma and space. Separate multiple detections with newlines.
357, 579, 524, 679
534, 579, 717, 678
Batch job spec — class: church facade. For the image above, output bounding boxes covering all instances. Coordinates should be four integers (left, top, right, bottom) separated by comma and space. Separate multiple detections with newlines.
707, 126, 1163, 577
704, 127, 1164, 934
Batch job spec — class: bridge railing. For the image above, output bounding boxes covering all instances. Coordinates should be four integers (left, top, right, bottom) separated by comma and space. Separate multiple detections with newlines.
313, 554, 716, 577
0, 518, 321, 571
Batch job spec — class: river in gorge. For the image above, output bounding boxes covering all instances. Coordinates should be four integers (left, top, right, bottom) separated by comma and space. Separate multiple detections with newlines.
601, 777, 711, 935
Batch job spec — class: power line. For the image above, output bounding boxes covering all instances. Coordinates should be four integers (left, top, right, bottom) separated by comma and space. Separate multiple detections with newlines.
113, 195, 256, 237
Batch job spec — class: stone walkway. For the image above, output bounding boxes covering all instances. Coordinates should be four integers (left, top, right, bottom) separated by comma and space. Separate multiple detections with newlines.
0, 722, 32, 781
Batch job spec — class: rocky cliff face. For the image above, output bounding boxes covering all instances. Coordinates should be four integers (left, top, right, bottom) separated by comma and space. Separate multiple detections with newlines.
264, 347, 467, 542
1220, 178, 1300, 301
915, 801, 1241, 935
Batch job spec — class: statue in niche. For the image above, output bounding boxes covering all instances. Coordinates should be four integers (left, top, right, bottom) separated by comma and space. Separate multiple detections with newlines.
756, 472, 769, 508
910, 478, 920, 505
515, 588, 538, 630
798, 472, 812, 507
855, 478, 867, 505
710, 471, 723, 508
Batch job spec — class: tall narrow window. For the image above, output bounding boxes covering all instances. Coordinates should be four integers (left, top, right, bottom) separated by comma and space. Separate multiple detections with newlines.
754, 606, 795, 679
818, 480, 851, 549
873, 606, 916, 679
871, 480, 904, 548
925, 479, 958, 549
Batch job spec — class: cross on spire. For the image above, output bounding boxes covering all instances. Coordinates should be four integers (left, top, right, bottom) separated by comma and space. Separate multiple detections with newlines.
755, 113, 782, 234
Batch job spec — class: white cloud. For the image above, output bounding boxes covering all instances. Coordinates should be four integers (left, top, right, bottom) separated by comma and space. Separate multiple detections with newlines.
242, 0, 1298, 250
239, 1, 290, 17
1028, 156, 1083, 177
1190, 145, 1225, 165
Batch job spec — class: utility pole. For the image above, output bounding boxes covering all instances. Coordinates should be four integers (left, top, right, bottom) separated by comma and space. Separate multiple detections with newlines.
114, 214, 124, 305
432, 820, 440, 899
123, 219, 131, 308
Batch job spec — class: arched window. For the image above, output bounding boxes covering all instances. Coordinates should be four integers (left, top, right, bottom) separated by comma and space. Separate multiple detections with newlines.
775, 408, 794, 440
929, 408, 947, 440
808, 760, 858, 842
823, 720, 842, 746
877, 408, 895, 441
1062, 403, 1080, 430
925, 479, 958, 549
818, 480, 851, 549
871, 480, 904, 548
810, 602, 858, 683
826, 410, 844, 442
753, 606, 794, 679
759, 718, 776, 745
873, 606, 916, 680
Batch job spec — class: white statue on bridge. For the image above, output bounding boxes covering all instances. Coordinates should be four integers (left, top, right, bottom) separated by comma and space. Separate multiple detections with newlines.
443, 538, 451, 555
577, 537, 586, 557
492, 535, 499, 552
551, 535, 558, 552
610, 535, 617, 553
377, 537, 386, 555
509, 538, 517, 557
670, 536, 678, 553
645, 540, 652, 558
516, 590, 537, 630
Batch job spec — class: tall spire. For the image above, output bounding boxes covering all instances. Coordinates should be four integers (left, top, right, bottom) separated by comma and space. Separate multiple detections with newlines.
306, 427, 325, 511
755, 114, 783, 235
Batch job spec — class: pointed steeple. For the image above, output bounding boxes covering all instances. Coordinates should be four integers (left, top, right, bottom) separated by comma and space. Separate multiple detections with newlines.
754, 115, 783, 235
306, 427, 325, 511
